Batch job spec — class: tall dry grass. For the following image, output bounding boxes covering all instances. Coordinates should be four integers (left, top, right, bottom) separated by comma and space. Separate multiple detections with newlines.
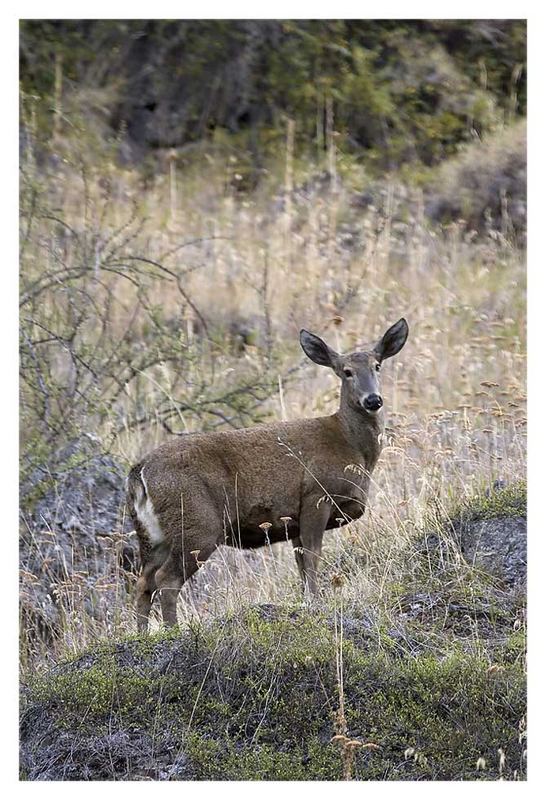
19, 129, 526, 670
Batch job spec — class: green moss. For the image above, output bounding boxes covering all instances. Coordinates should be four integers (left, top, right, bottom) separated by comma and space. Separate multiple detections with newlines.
22, 606, 526, 780
228, 606, 336, 666
346, 651, 524, 778
29, 658, 158, 731
456, 481, 526, 523
186, 735, 339, 780
502, 627, 527, 666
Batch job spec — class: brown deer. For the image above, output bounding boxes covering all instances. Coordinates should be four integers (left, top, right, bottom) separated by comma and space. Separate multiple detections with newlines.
127, 318, 409, 631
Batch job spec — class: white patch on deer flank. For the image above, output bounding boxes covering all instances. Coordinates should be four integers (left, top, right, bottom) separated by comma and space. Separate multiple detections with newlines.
134, 467, 165, 545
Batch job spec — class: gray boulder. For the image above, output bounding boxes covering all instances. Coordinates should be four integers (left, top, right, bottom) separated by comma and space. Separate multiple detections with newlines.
20, 440, 137, 642
459, 515, 526, 587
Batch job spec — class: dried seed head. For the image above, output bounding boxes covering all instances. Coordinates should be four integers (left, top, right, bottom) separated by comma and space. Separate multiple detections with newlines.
331, 572, 345, 589
190, 549, 204, 567
344, 463, 366, 475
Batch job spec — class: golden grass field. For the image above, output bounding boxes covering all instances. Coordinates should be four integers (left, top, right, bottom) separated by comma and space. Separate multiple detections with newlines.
19, 123, 526, 669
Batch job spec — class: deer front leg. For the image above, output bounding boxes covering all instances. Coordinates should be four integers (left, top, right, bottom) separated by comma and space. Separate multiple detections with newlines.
293, 503, 329, 597
292, 536, 305, 586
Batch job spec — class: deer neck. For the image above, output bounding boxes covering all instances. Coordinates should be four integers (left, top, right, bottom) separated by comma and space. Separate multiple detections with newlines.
335, 400, 384, 469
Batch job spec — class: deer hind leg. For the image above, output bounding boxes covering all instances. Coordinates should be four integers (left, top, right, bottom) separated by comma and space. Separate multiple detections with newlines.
155, 541, 218, 627
135, 541, 170, 633
130, 472, 171, 633
154, 558, 187, 628
136, 563, 158, 634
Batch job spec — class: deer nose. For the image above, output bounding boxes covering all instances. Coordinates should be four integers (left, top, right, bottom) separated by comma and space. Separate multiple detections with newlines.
363, 393, 383, 412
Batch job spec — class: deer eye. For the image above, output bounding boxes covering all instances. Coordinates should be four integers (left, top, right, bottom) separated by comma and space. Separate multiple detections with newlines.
343, 367, 353, 378
375, 363, 381, 372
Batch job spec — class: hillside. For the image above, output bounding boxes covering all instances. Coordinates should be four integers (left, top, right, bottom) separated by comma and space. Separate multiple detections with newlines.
21, 484, 526, 781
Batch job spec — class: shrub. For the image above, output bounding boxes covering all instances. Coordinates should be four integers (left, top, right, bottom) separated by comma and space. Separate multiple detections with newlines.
425, 121, 526, 240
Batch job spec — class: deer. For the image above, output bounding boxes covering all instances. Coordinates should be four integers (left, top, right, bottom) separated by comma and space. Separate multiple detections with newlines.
127, 318, 409, 632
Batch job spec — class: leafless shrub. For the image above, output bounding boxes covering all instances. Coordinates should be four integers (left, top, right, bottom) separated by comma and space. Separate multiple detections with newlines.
19, 164, 288, 494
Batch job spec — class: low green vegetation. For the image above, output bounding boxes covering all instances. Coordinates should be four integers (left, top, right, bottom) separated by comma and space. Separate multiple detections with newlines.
454, 480, 526, 523
21, 603, 526, 781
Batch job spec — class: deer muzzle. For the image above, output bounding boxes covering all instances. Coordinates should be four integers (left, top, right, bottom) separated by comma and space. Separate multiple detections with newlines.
362, 393, 383, 413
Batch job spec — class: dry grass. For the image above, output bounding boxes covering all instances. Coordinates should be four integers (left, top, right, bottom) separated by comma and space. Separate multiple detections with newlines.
19, 128, 526, 675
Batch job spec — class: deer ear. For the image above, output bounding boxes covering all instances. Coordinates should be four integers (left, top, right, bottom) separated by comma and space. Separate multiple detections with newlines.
374, 318, 409, 361
300, 330, 339, 369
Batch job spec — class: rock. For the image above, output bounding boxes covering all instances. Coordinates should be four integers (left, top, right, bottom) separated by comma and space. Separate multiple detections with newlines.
422, 483, 527, 588
27, 448, 130, 538
459, 515, 526, 587
19, 439, 138, 643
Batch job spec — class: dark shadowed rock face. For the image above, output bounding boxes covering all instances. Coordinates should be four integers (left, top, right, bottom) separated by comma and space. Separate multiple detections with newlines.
459, 516, 527, 587
421, 483, 527, 590
451, 482, 527, 588
19, 441, 137, 641
23, 439, 132, 538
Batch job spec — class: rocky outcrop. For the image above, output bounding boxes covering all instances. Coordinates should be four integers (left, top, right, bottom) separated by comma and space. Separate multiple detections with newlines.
19, 440, 137, 641
459, 515, 526, 587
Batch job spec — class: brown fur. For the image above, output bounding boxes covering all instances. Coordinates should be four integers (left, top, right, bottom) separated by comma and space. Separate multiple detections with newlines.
127, 319, 409, 631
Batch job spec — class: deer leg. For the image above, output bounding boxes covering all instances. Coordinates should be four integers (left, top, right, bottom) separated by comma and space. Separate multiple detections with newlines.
298, 531, 324, 597
296, 504, 329, 596
136, 567, 157, 634
135, 541, 170, 633
154, 542, 217, 627
292, 536, 305, 585
154, 559, 187, 628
